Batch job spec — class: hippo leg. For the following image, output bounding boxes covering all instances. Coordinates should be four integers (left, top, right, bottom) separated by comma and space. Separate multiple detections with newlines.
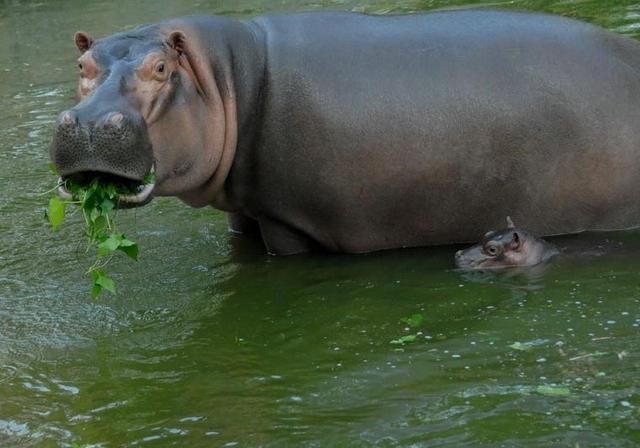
258, 217, 316, 255
228, 212, 259, 235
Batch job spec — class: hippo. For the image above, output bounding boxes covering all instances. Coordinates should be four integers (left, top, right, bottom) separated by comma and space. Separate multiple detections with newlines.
50, 10, 640, 255
455, 217, 559, 269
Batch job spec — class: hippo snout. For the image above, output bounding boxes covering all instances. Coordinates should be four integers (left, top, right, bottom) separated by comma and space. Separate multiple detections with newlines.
50, 108, 154, 182
454, 249, 471, 269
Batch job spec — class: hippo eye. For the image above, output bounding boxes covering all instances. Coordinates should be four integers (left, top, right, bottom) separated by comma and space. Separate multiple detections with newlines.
152, 61, 169, 81
486, 245, 498, 256
78, 63, 83, 70
154, 61, 166, 76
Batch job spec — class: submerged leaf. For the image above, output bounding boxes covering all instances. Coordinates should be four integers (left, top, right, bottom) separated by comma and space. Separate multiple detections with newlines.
509, 342, 532, 352
401, 313, 424, 329
390, 334, 418, 345
509, 339, 550, 351
536, 386, 571, 397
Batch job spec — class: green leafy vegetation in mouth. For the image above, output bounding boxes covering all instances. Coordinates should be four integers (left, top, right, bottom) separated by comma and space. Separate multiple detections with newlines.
45, 163, 155, 298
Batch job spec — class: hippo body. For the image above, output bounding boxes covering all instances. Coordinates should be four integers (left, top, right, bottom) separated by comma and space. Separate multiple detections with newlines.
51, 11, 640, 254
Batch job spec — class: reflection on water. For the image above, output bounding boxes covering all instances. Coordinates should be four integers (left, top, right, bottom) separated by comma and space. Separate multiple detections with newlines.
1, 0, 640, 446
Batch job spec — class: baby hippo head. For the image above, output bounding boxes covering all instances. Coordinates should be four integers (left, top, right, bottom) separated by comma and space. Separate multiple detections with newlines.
455, 217, 556, 270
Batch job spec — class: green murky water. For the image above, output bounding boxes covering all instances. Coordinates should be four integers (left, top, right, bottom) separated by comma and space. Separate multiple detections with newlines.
1, 0, 640, 446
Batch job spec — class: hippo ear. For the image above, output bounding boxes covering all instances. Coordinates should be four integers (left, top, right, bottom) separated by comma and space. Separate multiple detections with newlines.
510, 232, 521, 250
167, 31, 187, 55
166, 30, 207, 98
506, 216, 515, 229
74, 32, 93, 54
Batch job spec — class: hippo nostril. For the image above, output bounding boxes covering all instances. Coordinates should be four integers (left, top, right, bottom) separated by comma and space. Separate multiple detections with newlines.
108, 112, 125, 127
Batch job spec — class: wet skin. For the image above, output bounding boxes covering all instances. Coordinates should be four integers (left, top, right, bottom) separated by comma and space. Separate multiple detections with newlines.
50, 10, 640, 254
455, 218, 559, 270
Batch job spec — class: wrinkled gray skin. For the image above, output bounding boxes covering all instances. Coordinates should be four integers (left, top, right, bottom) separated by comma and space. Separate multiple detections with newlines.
455, 217, 559, 269
50, 10, 640, 255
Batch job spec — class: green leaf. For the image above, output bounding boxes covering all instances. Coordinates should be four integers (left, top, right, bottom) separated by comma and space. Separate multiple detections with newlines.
536, 386, 571, 397
118, 236, 135, 246
118, 240, 138, 261
106, 183, 118, 199
46, 174, 145, 298
97, 235, 120, 257
91, 283, 102, 299
92, 216, 108, 234
48, 197, 66, 231
89, 207, 102, 224
82, 183, 100, 210
100, 198, 115, 214
93, 270, 116, 295
390, 334, 418, 345
401, 313, 424, 329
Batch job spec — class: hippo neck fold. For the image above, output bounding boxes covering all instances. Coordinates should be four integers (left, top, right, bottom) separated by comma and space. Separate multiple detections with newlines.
168, 16, 266, 211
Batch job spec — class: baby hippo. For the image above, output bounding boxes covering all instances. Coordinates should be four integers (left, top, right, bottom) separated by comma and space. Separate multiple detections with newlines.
455, 217, 558, 270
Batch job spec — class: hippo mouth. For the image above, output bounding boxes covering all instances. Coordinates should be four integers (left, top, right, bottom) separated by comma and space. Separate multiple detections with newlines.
57, 166, 156, 207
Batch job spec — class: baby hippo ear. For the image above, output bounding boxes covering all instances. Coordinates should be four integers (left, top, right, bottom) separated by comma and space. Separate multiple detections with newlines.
506, 216, 515, 229
510, 231, 521, 250
74, 32, 93, 54
167, 31, 187, 55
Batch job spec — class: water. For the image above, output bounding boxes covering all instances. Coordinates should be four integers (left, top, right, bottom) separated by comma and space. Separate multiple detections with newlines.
1, 0, 640, 446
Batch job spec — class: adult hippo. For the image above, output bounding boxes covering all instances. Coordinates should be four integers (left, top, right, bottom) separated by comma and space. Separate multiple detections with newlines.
50, 10, 640, 255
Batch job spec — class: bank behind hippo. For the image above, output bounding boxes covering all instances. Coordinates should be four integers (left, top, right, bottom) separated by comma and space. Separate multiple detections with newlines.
50, 10, 640, 255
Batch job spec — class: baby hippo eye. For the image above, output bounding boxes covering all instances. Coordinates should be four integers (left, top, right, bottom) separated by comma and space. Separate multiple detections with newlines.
486, 245, 498, 256
154, 61, 167, 78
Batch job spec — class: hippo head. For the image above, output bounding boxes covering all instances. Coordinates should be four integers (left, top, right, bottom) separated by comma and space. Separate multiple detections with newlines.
454, 217, 552, 270
50, 23, 236, 207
